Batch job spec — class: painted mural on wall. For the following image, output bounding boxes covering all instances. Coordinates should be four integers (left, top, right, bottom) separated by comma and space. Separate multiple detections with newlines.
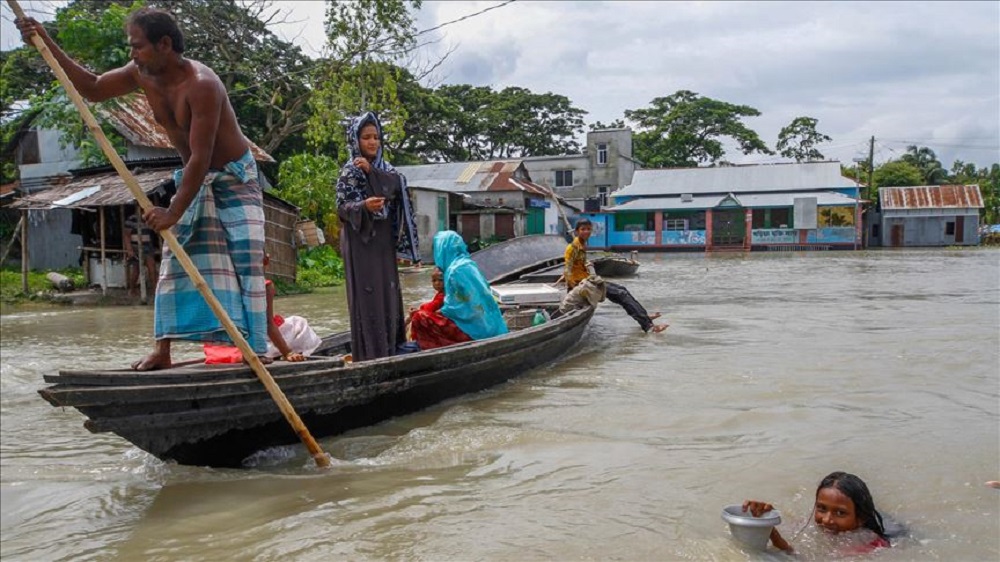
662, 230, 707, 245
808, 227, 856, 243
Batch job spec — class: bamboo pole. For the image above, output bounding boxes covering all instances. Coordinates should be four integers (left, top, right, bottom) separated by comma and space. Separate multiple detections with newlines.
8, 0, 330, 468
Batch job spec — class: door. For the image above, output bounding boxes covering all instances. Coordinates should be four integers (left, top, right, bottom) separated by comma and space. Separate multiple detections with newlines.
955, 216, 965, 243
526, 207, 545, 235
460, 214, 480, 243
890, 224, 904, 247
495, 214, 515, 239
712, 208, 745, 246
437, 196, 448, 231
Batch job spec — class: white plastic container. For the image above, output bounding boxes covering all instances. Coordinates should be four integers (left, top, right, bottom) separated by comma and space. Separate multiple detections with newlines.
721, 504, 781, 550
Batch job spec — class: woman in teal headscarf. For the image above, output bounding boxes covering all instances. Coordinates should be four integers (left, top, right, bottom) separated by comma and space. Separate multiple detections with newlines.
432, 231, 508, 341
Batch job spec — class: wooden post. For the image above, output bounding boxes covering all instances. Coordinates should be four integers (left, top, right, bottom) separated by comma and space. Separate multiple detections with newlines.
99, 207, 107, 296
8, 0, 330, 467
135, 205, 148, 303
20, 209, 28, 293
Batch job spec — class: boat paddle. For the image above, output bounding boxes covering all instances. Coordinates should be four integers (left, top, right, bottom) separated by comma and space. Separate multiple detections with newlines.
8, 0, 331, 469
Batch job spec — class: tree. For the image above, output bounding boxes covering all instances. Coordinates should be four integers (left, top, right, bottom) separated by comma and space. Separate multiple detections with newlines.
776, 116, 831, 162
624, 90, 773, 167
306, 0, 422, 161
433, 85, 586, 160
873, 160, 923, 188
275, 153, 342, 247
900, 145, 946, 184
950, 159, 1000, 224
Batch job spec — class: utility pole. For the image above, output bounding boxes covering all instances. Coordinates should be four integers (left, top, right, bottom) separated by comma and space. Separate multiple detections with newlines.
868, 136, 875, 201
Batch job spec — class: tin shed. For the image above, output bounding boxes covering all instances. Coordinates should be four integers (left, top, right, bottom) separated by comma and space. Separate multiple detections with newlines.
875, 185, 983, 247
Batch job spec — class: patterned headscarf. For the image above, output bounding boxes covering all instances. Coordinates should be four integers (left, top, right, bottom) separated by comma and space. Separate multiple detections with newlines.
337, 111, 421, 262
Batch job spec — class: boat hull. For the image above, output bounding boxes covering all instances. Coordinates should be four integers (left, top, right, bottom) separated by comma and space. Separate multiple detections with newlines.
592, 256, 640, 278
38, 307, 593, 468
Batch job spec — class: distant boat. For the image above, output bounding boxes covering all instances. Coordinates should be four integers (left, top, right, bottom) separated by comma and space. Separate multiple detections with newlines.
591, 253, 640, 278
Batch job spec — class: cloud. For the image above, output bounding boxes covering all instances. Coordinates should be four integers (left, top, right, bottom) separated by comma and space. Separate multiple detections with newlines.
418, 0, 999, 167
3, 0, 996, 168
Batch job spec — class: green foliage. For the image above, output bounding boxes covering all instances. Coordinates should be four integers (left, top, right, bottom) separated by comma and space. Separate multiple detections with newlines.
275, 153, 342, 249
589, 119, 626, 130
307, 0, 421, 157
900, 145, 946, 184
295, 245, 344, 288
434, 84, 586, 159
873, 160, 924, 188
625, 90, 774, 167
951, 160, 1000, 224
1, 48, 52, 117
776, 116, 831, 162
55, 0, 139, 71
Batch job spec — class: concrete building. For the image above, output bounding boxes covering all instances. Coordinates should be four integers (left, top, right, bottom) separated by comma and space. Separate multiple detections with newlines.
583, 161, 863, 252
521, 128, 637, 210
396, 160, 577, 253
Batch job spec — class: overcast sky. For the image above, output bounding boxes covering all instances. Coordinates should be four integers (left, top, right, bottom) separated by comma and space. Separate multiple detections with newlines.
4, 0, 998, 169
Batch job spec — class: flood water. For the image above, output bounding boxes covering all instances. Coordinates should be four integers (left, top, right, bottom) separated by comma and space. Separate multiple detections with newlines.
1, 248, 998, 561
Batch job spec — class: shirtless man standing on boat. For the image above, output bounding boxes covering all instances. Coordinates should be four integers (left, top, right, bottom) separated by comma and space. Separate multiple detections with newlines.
17, 8, 268, 371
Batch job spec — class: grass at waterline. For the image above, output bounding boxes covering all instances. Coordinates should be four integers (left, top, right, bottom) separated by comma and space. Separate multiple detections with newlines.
1, 267, 86, 304
0, 245, 345, 304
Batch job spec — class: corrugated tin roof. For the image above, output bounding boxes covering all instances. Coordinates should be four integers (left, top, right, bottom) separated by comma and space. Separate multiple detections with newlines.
879, 185, 983, 210
11, 165, 296, 211
100, 94, 275, 163
607, 190, 859, 211
616, 161, 857, 197
10, 168, 172, 209
397, 160, 550, 196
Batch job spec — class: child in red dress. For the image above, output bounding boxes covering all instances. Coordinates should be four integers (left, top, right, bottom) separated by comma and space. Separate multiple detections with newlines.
408, 268, 472, 350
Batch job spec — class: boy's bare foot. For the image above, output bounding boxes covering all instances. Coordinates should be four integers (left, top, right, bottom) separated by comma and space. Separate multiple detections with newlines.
131, 352, 171, 371
649, 312, 662, 321
650, 323, 669, 334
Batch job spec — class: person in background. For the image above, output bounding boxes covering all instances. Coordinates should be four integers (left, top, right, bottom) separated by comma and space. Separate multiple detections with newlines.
122, 205, 159, 297
431, 231, 508, 343
336, 111, 420, 362
744, 471, 894, 555
408, 267, 473, 350
564, 218, 667, 333
18, 8, 268, 371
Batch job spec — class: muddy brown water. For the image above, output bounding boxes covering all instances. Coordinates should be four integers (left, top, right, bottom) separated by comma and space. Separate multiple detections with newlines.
1, 249, 997, 561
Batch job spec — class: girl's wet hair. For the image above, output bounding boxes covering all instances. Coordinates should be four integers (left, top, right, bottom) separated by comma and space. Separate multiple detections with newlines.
817, 471, 888, 540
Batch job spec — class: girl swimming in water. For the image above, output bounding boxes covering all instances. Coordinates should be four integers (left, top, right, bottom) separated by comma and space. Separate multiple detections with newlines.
744, 471, 892, 555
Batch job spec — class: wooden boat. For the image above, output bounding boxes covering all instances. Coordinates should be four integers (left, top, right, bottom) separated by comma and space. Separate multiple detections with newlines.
591, 253, 640, 278
37, 254, 592, 468
471, 234, 569, 284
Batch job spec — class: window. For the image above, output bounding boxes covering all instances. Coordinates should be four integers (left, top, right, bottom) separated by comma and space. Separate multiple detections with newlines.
18, 131, 40, 165
597, 143, 608, 166
555, 170, 573, 188
818, 206, 856, 227
664, 219, 688, 231
946, 221, 955, 235
597, 185, 609, 207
